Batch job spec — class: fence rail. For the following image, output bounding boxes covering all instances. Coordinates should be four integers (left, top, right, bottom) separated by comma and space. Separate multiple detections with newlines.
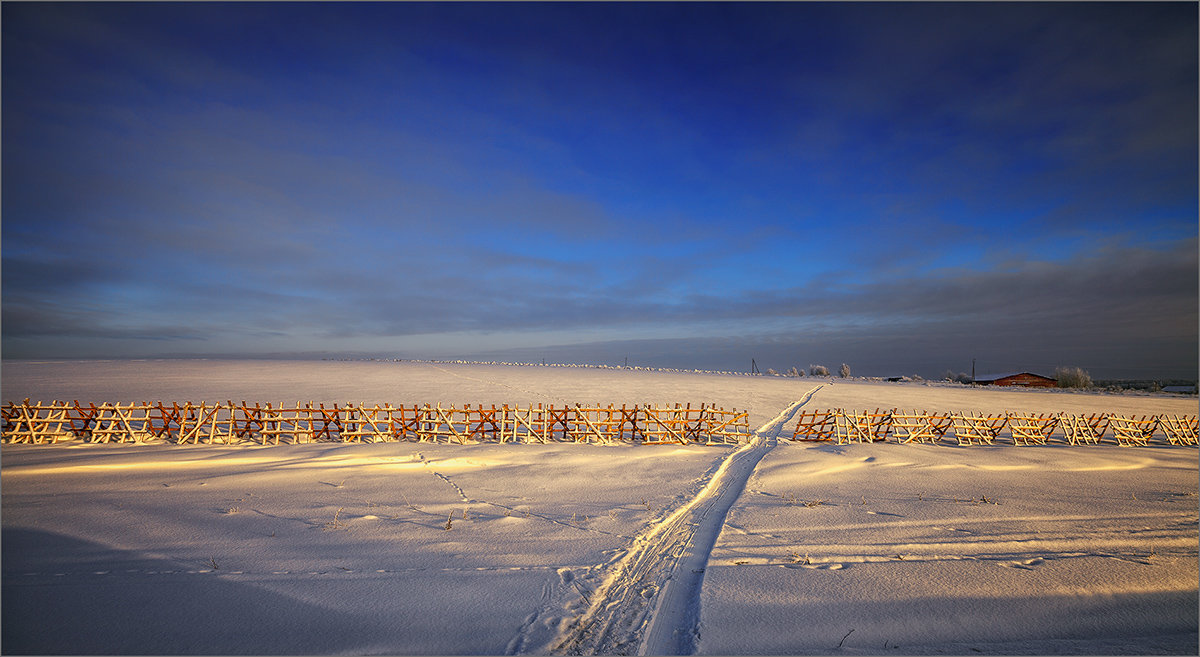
1, 400, 750, 446
7, 401, 1195, 448
791, 409, 1197, 447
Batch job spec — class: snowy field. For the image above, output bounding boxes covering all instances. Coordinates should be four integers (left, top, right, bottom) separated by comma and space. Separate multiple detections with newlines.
2, 360, 1197, 655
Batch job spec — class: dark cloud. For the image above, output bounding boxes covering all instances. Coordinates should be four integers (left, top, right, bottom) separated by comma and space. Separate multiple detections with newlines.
6, 232, 1193, 379
771, 3, 1197, 237
478, 241, 1198, 380
2, 301, 208, 342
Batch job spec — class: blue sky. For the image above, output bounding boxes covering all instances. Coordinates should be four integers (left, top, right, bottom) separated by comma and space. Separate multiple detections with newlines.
3, 2, 1197, 379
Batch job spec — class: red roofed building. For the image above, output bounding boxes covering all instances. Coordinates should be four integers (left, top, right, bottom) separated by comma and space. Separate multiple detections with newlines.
973, 372, 1057, 388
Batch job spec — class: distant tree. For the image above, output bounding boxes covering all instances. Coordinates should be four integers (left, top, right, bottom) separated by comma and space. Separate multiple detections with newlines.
1054, 366, 1093, 389
798, 368, 806, 377
787, 366, 800, 377
943, 370, 972, 384
810, 364, 829, 376
766, 368, 779, 376
839, 363, 851, 378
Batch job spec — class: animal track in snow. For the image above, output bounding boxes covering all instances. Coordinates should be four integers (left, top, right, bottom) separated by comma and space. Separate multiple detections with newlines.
430, 471, 470, 502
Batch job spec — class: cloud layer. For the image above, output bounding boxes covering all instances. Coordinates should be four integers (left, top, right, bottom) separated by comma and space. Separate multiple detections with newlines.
2, 3, 1196, 379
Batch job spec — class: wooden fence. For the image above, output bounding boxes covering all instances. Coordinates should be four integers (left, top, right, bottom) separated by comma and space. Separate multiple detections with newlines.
7, 400, 1194, 448
1, 400, 750, 446
791, 409, 1197, 447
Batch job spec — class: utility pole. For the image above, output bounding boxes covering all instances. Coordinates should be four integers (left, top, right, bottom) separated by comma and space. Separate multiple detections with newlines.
751, 358, 760, 375
624, 356, 628, 368
972, 358, 976, 382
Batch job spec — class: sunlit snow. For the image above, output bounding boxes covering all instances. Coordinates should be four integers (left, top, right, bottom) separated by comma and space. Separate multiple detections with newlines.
2, 360, 1196, 655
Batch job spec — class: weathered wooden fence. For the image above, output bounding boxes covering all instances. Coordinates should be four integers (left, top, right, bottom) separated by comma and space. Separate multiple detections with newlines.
1, 400, 750, 446
791, 409, 1197, 447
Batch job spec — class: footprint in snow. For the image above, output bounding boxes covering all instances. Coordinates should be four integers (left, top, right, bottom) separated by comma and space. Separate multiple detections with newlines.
1002, 557, 1045, 570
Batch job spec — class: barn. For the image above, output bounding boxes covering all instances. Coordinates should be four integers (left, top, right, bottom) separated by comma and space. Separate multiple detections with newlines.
973, 372, 1057, 388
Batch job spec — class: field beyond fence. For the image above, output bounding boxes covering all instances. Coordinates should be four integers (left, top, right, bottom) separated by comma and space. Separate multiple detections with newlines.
1, 401, 750, 446
792, 409, 1198, 447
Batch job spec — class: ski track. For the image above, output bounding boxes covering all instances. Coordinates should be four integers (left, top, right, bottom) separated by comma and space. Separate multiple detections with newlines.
540, 386, 823, 656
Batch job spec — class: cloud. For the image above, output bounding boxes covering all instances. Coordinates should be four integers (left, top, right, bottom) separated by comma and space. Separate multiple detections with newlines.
470, 239, 1198, 379
768, 3, 1197, 237
6, 230, 1194, 377
3, 3, 1194, 380
477, 242, 1197, 378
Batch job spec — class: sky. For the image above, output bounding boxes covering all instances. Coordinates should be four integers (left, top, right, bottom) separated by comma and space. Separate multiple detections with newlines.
3, 2, 1197, 380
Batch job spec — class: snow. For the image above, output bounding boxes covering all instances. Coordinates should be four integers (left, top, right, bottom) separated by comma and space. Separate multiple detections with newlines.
703, 441, 1198, 655
2, 360, 1197, 655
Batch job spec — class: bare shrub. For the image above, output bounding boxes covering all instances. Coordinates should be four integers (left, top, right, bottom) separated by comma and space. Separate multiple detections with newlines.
839, 363, 851, 378
1055, 366, 1093, 389
787, 367, 800, 377
810, 364, 830, 376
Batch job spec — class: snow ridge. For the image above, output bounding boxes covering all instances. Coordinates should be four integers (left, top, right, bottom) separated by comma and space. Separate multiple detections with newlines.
547, 386, 823, 656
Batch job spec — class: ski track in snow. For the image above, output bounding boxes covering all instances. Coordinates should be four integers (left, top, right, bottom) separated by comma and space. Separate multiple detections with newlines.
537, 386, 823, 656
